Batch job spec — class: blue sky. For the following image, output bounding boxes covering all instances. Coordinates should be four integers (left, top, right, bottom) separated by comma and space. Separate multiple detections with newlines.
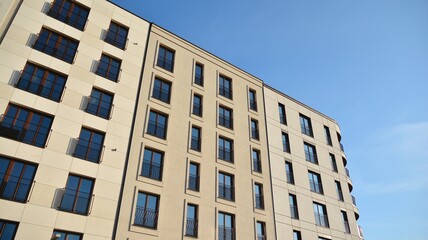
112, 0, 428, 239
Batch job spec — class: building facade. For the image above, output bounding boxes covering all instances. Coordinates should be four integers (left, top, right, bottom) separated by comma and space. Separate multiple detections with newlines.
0, 0, 362, 240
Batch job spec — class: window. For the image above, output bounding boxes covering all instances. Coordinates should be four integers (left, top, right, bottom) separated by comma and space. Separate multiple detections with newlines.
59, 175, 94, 215
335, 180, 344, 201
289, 194, 299, 219
0, 220, 18, 240
188, 162, 199, 191
256, 221, 266, 240
252, 149, 262, 173
285, 161, 294, 184
282, 132, 291, 153
185, 204, 198, 237
308, 171, 323, 194
324, 125, 332, 146
134, 192, 159, 229
0, 157, 37, 202
218, 106, 233, 129
147, 110, 168, 139
293, 230, 301, 240
342, 210, 351, 234
47, 0, 89, 30
141, 148, 163, 181
190, 126, 201, 151
192, 94, 203, 116
0, 104, 53, 147
52, 230, 82, 240
219, 75, 232, 99
254, 183, 264, 209
313, 202, 329, 227
218, 137, 233, 162
86, 88, 113, 119
152, 77, 171, 103
299, 114, 313, 137
304, 142, 318, 164
249, 89, 257, 111
96, 54, 121, 82
218, 172, 234, 201
105, 21, 128, 49
194, 63, 204, 86
74, 128, 105, 163
33, 28, 78, 63
218, 212, 235, 240
251, 119, 259, 140
278, 103, 287, 125
156, 45, 175, 72
330, 153, 338, 172
17, 62, 67, 102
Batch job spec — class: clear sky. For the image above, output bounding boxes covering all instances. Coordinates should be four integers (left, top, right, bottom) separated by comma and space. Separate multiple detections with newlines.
111, 0, 428, 239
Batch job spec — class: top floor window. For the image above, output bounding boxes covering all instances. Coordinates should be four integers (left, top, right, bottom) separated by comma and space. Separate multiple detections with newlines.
34, 28, 78, 64
299, 114, 313, 137
249, 89, 257, 111
105, 21, 128, 50
48, 0, 90, 31
17, 62, 67, 102
324, 125, 332, 146
157, 45, 175, 72
278, 103, 287, 125
194, 63, 204, 86
0, 104, 53, 148
219, 75, 232, 99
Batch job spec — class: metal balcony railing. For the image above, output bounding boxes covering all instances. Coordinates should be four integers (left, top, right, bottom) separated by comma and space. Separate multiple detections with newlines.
134, 206, 158, 228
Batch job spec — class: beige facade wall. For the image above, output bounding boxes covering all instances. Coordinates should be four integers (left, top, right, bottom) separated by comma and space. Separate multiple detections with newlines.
0, 0, 149, 239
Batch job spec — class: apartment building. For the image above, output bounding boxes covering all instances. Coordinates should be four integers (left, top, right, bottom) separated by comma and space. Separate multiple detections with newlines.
0, 1, 362, 240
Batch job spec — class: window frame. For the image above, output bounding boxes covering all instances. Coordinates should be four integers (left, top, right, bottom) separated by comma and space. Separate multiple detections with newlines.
324, 125, 333, 146
304, 142, 318, 164
190, 126, 201, 152
289, 193, 299, 219
188, 162, 200, 192
104, 21, 129, 50
0, 219, 19, 240
141, 148, 164, 181
252, 149, 262, 173
254, 183, 264, 210
194, 62, 204, 86
192, 93, 203, 117
308, 171, 323, 194
335, 180, 344, 201
250, 119, 260, 140
219, 75, 233, 99
156, 45, 175, 72
282, 132, 291, 153
185, 204, 198, 237
342, 210, 351, 234
73, 127, 105, 163
52, 229, 83, 240
218, 105, 233, 129
218, 136, 234, 163
96, 53, 122, 82
330, 153, 338, 172
249, 89, 257, 111
33, 28, 78, 63
313, 202, 329, 228
285, 161, 295, 184
134, 192, 159, 229
278, 103, 287, 125
256, 221, 266, 240
59, 174, 94, 215
299, 114, 313, 137
147, 110, 168, 139
152, 77, 171, 104
218, 172, 234, 201
47, 0, 90, 31
218, 212, 235, 240
86, 88, 114, 119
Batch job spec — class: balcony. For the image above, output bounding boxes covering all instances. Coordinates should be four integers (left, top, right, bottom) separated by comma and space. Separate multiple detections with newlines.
134, 206, 158, 229
218, 226, 235, 240
185, 218, 198, 237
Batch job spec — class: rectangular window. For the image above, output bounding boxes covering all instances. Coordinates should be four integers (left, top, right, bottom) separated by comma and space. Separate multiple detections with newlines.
293, 230, 301, 240
330, 153, 338, 172
313, 202, 329, 228
188, 162, 199, 191
256, 221, 266, 240
299, 114, 313, 137
134, 192, 159, 229
308, 171, 323, 194
251, 119, 259, 140
218, 172, 234, 201
157, 45, 175, 72
0, 104, 53, 148
278, 103, 287, 125
96, 54, 121, 82
249, 89, 257, 111
152, 77, 171, 103
47, 0, 89, 31
59, 175, 94, 215
218, 105, 233, 129
252, 149, 262, 173
52, 230, 82, 240
17, 62, 67, 102
33, 28, 78, 63
219, 75, 232, 99
86, 88, 113, 119
282, 132, 291, 153
218, 136, 233, 162
147, 110, 168, 139
194, 63, 204, 86
335, 180, 344, 201
74, 128, 105, 163
185, 204, 198, 237
254, 183, 264, 209
190, 126, 201, 151
342, 210, 351, 234
105, 21, 128, 49
304, 142, 318, 164
192, 94, 203, 116
289, 194, 299, 219
285, 161, 294, 184
141, 148, 163, 181
324, 125, 332, 146
0, 157, 37, 202
0, 219, 18, 240
218, 212, 235, 240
